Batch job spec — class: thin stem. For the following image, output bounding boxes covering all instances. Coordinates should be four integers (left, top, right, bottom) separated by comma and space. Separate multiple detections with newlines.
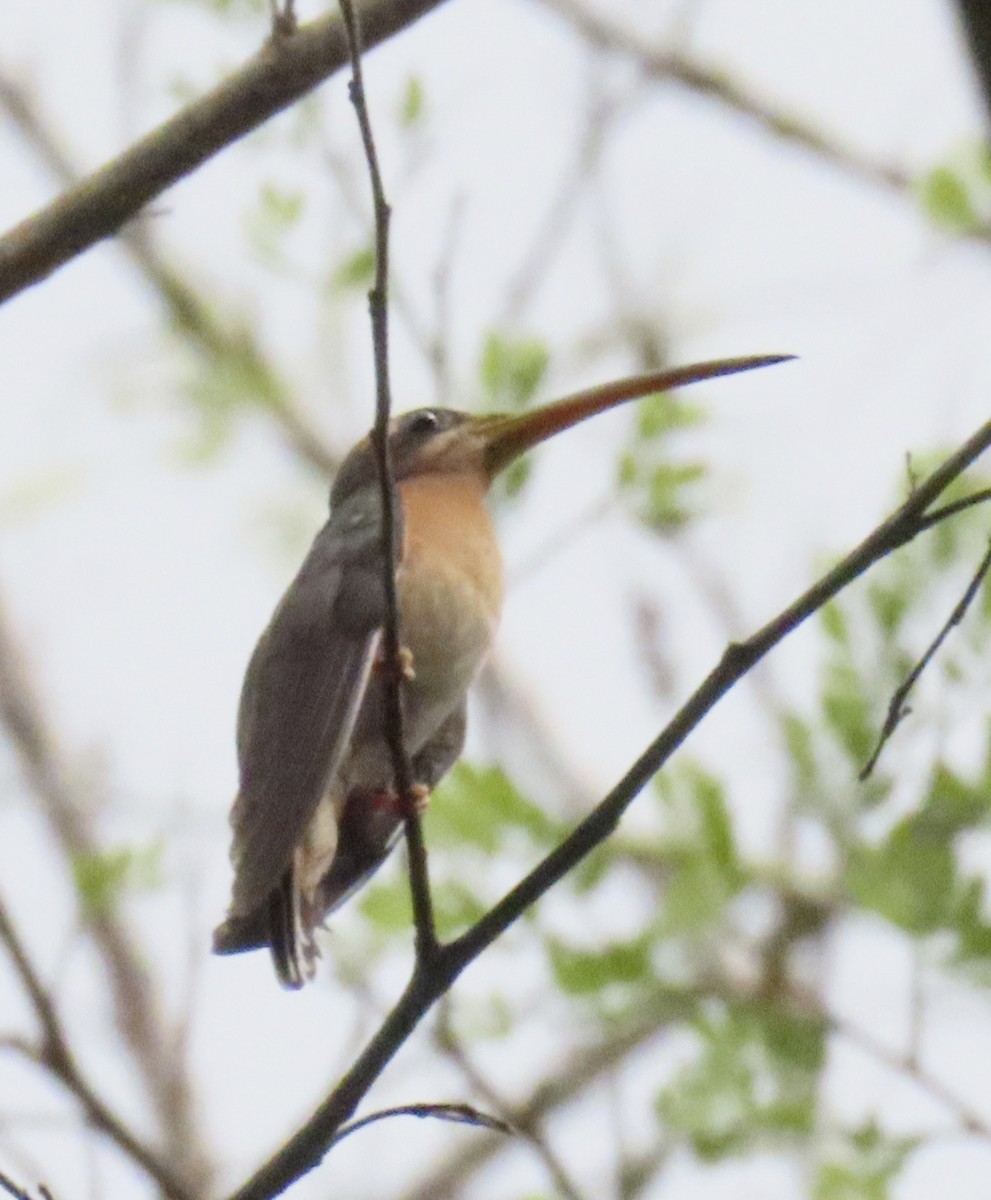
338, 0, 438, 960
860, 533, 991, 779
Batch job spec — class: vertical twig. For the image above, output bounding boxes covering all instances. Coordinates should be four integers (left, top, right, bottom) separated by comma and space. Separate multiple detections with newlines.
337, 0, 438, 962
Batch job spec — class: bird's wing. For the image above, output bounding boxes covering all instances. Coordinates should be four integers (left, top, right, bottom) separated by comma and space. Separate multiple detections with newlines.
226, 483, 401, 917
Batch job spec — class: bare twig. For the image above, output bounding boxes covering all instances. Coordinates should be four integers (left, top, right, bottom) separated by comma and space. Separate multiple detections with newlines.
338, 0, 437, 960
331, 1101, 512, 1146
0, 896, 195, 1200
225, 400, 991, 1200
435, 1006, 587, 1200
538, 0, 921, 202
0, 0, 450, 305
917, 487, 991, 530
409, 1007, 682, 1200
860, 534, 991, 779
815, 997, 991, 1139
0, 1169, 40, 1200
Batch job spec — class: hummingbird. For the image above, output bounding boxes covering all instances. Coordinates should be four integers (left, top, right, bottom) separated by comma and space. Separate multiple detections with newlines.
212, 353, 791, 986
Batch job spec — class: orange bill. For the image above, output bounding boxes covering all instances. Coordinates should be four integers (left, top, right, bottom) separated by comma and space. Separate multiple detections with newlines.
478, 353, 795, 476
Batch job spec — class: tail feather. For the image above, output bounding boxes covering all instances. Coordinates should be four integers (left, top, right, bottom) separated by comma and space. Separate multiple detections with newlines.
268, 867, 314, 990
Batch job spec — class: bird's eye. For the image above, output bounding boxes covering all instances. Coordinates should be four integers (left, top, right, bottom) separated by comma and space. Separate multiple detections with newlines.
407, 410, 440, 436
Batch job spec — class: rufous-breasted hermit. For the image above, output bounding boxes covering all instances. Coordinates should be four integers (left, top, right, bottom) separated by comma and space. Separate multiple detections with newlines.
213, 353, 792, 986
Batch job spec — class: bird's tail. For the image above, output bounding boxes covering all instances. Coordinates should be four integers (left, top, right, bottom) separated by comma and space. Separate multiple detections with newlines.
268, 865, 319, 990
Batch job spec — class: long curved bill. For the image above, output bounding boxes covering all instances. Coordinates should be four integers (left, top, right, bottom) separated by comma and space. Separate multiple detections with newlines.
479, 353, 794, 477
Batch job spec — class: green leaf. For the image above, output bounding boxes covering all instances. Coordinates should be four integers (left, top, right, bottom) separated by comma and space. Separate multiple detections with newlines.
782, 713, 817, 790
820, 602, 849, 645
398, 76, 425, 127
916, 763, 989, 836
847, 817, 955, 934
760, 1008, 826, 1074
479, 332, 550, 409
332, 245, 376, 290
662, 855, 735, 933
636, 392, 703, 439
814, 1122, 918, 1200
866, 580, 911, 636
428, 762, 557, 853
643, 461, 705, 529
657, 1004, 819, 1161
359, 873, 412, 931
500, 456, 532, 499
695, 770, 740, 882
433, 880, 487, 938
72, 843, 163, 918
546, 935, 652, 995
919, 166, 979, 232
821, 661, 875, 766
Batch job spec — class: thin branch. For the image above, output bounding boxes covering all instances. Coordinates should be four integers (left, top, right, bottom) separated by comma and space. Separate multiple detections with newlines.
0, 593, 210, 1191
815, 997, 991, 1139
538, 0, 921, 201
0, 1169, 42, 1200
331, 1102, 511, 1146
435, 1007, 587, 1200
860, 534, 991, 779
917, 487, 991, 530
225, 403, 991, 1200
338, 0, 437, 959
409, 1005, 684, 1200
0, 896, 195, 1200
0, 0, 450, 306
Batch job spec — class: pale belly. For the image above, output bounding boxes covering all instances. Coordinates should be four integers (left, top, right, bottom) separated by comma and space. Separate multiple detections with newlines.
296, 492, 503, 894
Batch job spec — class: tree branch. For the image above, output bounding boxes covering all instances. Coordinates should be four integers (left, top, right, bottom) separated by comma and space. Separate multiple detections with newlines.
860, 533, 991, 779
538, 0, 916, 199
225, 401, 991, 1200
0, 895, 195, 1200
0, 0, 450, 306
0, 593, 211, 1192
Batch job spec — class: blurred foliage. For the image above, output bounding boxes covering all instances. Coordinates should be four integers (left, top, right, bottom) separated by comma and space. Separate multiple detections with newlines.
814, 1124, 919, 1200
618, 389, 708, 529
71, 842, 164, 918
345, 461, 991, 1195
478, 331, 551, 500
398, 76, 425, 128
919, 144, 991, 234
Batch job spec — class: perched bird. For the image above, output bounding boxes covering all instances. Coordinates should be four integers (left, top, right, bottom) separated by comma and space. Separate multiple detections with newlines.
213, 353, 790, 986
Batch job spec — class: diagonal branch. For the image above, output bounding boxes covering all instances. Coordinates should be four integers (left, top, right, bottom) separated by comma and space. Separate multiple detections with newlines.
538, 0, 916, 199
225, 404, 991, 1200
0, 0, 450, 306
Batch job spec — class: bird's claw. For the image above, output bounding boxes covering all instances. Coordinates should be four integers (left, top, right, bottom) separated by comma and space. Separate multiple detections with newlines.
408, 782, 430, 815
374, 644, 416, 681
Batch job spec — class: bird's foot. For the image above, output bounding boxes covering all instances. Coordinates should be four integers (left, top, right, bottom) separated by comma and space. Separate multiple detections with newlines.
374, 644, 416, 681
369, 781, 430, 816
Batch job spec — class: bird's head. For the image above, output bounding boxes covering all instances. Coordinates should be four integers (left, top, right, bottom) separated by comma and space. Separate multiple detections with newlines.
330, 353, 793, 505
